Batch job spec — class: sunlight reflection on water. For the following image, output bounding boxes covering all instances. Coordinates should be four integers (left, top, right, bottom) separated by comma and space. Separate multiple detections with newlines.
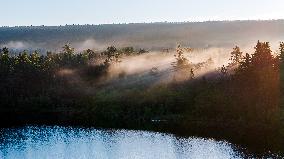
0, 126, 243, 159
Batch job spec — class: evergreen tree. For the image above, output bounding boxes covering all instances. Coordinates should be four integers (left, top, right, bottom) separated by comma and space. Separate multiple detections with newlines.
122, 47, 134, 55
237, 53, 251, 73
29, 51, 41, 70
104, 46, 120, 64
229, 46, 243, 67
0, 47, 12, 76
251, 41, 274, 69
62, 43, 75, 55
14, 51, 32, 73
172, 44, 189, 70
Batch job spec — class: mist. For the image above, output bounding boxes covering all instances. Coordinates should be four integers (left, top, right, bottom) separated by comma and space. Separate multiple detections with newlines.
61, 47, 235, 91
1, 20, 284, 53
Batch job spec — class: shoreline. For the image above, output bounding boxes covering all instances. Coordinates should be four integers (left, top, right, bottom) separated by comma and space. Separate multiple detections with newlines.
0, 111, 282, 157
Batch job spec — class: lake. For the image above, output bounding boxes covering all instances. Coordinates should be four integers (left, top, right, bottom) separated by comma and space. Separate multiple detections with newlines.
0, 126, 257, 159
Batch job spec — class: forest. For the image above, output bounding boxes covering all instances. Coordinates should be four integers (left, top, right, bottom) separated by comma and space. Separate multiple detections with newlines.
1, 20, 284, 52
0, 41, 284, 155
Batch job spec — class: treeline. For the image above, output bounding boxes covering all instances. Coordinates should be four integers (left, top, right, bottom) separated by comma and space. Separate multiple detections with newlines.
0, 45, 147, 111
0, 41, 283, 154
2, 20, 284, 50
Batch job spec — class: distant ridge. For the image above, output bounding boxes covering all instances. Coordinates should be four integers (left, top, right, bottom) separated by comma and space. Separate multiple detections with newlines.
2, 19, 284, 28
1, 20, 284, 51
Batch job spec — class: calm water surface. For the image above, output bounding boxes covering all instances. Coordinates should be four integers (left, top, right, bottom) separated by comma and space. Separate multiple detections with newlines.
0, 126, 250, 159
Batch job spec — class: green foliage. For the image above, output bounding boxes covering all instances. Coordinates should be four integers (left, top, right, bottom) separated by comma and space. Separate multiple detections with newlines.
121, 46, 134, 55
62, 43, 75, 54
104, 46, 121, 64
0, 47, 13, 76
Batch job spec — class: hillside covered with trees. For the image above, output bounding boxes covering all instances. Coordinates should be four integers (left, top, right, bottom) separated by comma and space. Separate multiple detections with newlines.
1, 20, 284, 51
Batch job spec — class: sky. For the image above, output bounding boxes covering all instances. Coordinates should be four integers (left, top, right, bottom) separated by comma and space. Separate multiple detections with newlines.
1, 0, 284, 26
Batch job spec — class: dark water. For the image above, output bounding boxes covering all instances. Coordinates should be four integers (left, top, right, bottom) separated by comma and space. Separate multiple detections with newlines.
0, 126, 275, 159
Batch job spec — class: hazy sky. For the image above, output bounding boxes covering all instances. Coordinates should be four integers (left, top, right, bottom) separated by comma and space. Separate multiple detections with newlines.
1, 0, 284, 26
